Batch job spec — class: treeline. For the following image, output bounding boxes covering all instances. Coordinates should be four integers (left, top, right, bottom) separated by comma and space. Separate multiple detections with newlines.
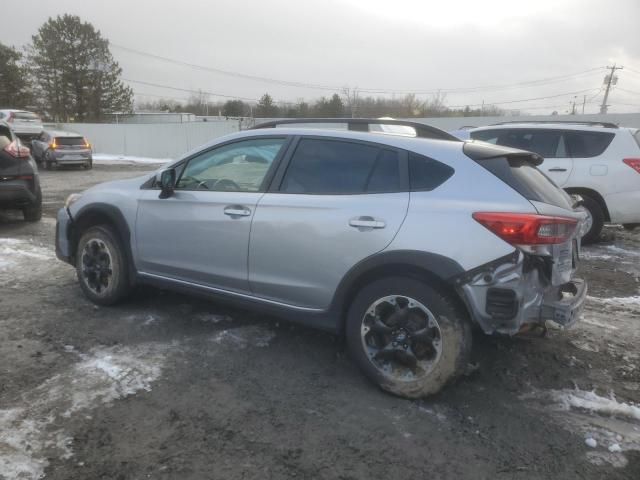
138, 91, 506, 119
0, 14, 133, 122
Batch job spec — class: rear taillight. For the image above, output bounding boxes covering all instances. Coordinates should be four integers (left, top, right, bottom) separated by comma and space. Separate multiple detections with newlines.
84, 138, 91, 149
4, 140, 31, 159
623, 158, 640, 174
473, 212, 577, 246
50, 140, 57, 150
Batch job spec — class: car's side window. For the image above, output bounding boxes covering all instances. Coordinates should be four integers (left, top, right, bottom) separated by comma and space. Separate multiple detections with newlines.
408, 152, 455, 191
279, 138, 400, 194
176, 137, 286, 192
564, 131, 615, 158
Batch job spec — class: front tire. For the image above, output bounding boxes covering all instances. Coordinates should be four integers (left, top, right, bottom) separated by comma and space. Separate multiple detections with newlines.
76, 225, 131, 305
579, 195, 605, 244
346, 277, 471, 399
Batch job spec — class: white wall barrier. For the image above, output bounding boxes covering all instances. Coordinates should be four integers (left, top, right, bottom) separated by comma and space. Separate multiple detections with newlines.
54, 120, 241, 159
54, 113, 640, 159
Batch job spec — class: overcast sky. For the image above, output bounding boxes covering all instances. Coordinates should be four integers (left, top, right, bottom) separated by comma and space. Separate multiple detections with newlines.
5, 0, 640, 114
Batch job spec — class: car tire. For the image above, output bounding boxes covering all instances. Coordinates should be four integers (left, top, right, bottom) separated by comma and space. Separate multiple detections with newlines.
85, 160, 93, 170
76, 225, 131, 305
23, 203, 42, 222
580, 195, 605, 244
345, 276, 472, 399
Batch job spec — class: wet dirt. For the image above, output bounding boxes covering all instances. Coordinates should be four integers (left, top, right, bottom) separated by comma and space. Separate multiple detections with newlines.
1, 165, 639, 479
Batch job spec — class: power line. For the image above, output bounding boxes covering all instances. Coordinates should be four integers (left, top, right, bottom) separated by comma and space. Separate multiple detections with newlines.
446, 88, 599, 108
112, 43, 605, 96
617, 87, 640, 96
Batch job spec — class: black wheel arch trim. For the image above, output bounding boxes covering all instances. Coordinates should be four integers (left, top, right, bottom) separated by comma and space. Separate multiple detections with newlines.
70, 203, 136, 281
328, 250, 466, 324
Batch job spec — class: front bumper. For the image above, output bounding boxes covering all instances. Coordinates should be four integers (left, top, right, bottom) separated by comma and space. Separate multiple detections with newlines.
458, 251, 587, 335
55, 207, 74, 264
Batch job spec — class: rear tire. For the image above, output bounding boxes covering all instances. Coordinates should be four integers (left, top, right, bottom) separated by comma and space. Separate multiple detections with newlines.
76, 225, 131, 305
580, 195, 605, 244
23, 203, 42, 222
346, 276, 472, 399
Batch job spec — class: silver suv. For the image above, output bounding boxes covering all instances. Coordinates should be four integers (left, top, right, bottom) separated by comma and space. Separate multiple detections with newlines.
56, 119, 588, 398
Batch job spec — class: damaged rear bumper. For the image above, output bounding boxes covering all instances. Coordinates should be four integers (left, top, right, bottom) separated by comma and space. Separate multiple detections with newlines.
456, 251, 587, 335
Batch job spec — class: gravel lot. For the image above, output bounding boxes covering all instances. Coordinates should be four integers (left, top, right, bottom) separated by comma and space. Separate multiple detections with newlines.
1, 164, 639, 479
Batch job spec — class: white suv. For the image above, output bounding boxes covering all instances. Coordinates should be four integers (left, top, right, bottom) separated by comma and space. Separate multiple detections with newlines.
468, 122, 640, 243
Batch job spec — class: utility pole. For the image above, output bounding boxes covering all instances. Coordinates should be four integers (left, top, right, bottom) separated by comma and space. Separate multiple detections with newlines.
582, 95, 586, 114
570, 96, 577, 115
600, 64, 623, 114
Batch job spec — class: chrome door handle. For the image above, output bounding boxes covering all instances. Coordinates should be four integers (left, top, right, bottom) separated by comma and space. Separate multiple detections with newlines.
548, 168, 567, 172
349, 216, 386, 229
223, 205, 251, 217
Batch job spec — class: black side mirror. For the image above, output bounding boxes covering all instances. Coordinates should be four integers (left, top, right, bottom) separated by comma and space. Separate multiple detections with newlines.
158, 168, 176, 199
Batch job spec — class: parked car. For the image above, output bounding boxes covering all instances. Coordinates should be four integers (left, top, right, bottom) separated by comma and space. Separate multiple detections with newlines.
55, 118, 587, 398
31, 130, 93, 169
0, 109, 43, 143
0, 120, 42, 221
467, 121, 640, 242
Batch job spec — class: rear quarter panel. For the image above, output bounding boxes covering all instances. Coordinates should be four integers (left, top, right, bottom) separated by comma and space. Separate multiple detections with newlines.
387, 149, 535, 271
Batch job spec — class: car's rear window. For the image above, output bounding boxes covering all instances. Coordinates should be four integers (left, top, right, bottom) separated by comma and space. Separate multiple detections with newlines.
564, 131, 615, 158
476, 156, 573, 209
14, 112, 39, 120
56, 136, 86, 146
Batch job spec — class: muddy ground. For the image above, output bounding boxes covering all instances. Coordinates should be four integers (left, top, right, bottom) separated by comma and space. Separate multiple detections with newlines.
1, 164, 639, 479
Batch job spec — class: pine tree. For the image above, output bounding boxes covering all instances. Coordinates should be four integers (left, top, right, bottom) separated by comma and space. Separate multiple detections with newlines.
27, 14, 133, 122
0, 42, 32, 108
256, 93, 278, 117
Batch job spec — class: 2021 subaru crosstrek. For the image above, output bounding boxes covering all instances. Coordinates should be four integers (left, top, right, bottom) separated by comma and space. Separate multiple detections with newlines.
55, 119, 587, 398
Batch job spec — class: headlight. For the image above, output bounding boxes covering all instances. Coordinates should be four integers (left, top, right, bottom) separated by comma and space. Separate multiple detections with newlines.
64, 193, 83, 209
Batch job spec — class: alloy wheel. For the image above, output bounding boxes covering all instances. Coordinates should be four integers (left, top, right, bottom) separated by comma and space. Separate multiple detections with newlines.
360, 295, 443, 382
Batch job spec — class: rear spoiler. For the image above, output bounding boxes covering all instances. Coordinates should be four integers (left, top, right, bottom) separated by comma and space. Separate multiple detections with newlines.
463, 141, 544, 166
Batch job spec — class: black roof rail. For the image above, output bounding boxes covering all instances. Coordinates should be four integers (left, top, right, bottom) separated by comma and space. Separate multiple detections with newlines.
490, 120, 619, 129
251, 118, 461, 141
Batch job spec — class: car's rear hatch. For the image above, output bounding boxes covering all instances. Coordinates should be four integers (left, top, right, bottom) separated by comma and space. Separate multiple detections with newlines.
464, 141, 586, 284
54, 136, 91, 155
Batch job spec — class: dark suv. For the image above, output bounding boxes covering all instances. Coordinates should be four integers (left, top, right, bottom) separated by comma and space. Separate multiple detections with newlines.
0, 121, 42, 221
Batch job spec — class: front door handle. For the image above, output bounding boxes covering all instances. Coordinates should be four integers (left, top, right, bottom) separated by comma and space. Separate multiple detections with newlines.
224, 205, 251, 217
349, 216, 386, 229
548, 168, 567, 172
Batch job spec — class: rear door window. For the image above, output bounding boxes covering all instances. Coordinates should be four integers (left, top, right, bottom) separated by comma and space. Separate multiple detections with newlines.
280, 139, 400, 194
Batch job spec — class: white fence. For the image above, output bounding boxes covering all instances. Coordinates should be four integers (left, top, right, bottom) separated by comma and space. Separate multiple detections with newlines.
54, 120, 241, 159
55, 113, 640, 159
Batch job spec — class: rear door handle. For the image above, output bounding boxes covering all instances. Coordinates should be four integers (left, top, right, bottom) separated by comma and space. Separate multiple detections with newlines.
224, 205, 251, 217
548, 168, 567, 172
349, 216, 386, 229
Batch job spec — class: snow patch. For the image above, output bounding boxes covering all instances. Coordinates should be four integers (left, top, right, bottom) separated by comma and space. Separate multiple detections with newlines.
552, 389, 640, 420
585, 437, 597, 448
587, 295, 640, 309
193, 312, 233, 324
93, 154, 171, 165
0, 344, 167, 479
211, 325, 275, 349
